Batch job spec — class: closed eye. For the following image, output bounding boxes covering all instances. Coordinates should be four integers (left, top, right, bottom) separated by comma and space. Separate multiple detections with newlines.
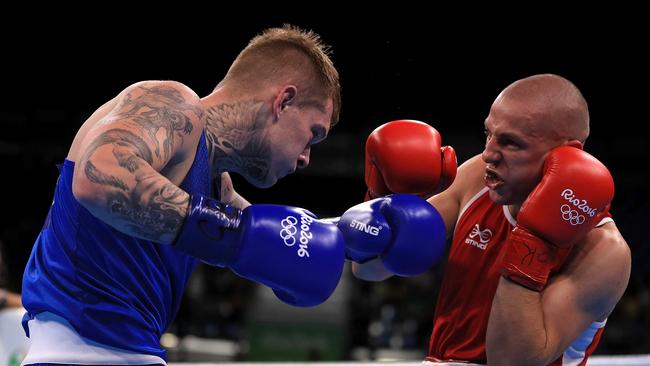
498, 136, 519, 147
310, 125, 328, 145
484, 126, 524, 149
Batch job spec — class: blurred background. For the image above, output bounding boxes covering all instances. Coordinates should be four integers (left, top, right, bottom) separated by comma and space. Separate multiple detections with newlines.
1, 12, 648, 361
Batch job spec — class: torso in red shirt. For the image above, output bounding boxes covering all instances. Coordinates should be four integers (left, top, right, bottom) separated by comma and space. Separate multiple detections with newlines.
426, 187, 607, 365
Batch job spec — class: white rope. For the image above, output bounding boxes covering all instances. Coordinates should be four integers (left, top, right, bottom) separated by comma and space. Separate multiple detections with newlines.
169, 356, 650, 366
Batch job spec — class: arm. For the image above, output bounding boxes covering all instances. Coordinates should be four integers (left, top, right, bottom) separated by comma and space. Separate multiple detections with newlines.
427, 155, 486, 236
487, 223, 630, 365
352, 155, 485, 281
350, 120, 457, 281
72, 81, 204, 244
486, 147, 627, 365
341, 193, 447, 279
71, 82, 344, 306
173, 197, 346, 307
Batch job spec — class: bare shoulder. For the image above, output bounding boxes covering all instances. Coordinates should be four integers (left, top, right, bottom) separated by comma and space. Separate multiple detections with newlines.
111, 80, 206, 154
455, 154, 488, 205
428, 154, 486, 234
69, 80, 207, 177
120, 80, 201, 101
70, 80, 205, 156
579, 222, 630, 278
115, 80, 204, 124
563, 222, 631, 319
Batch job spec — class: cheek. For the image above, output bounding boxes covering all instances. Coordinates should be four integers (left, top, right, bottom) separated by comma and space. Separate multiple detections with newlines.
511, 166, 535, 184
503, 157, 535, 186
272, 142, 300, 169
509, 164, 543, 198
288, 130, 310, 156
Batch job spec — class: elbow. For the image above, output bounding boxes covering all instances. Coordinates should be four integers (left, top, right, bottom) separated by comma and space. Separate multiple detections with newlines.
487, 348, 553, 366
486, 331, 554, 366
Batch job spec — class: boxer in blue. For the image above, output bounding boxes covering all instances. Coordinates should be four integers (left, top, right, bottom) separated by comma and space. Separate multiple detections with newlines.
21, 25, 345, 365
22, 25, 458, 365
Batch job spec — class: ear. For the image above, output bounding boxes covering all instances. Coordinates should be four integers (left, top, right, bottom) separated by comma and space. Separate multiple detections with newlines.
564, 139, 584, 150
272, 85, 297, 120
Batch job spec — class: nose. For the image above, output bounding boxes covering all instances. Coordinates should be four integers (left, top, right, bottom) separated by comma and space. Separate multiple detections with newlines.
297, 147, 311, 169
481, 135, 499, 165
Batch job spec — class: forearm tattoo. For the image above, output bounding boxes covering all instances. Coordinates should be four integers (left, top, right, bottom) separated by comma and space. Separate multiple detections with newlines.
204, 101, 272, 184
79, 85, 199, 242
105, 182, 189, 241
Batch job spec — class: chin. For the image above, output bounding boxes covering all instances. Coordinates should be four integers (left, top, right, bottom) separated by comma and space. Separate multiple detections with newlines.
246, 174, 277, 189
488, 189, 510, 206
255, 179, 276, 189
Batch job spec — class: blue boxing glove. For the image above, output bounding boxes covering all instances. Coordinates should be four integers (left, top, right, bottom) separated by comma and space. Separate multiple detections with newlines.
173, 196, 345, 307
338, 194, 446, 276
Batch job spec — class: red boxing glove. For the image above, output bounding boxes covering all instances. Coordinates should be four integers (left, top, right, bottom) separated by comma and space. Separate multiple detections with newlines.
501, 146, 615, 291
365, 120, 457, 200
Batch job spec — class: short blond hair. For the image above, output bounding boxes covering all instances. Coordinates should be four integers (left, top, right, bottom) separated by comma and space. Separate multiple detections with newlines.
221, 24, 341, 126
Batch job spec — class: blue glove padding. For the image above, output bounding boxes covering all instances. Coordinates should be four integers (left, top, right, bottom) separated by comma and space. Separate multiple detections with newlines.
174, 196, 346, 306
338, 194, 446, 276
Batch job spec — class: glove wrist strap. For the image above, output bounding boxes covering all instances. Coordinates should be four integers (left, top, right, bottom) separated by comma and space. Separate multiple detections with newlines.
173, 195, 242, 266
500, 227, 564, 292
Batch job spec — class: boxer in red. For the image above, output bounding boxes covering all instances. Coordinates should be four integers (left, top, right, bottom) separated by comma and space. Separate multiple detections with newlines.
349, 74, 631, 366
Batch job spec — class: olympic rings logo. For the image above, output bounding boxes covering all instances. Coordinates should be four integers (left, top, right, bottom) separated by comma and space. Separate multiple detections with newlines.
561, 204, 585, 226
280, 216, 298, 247
561, 188, 597, 217
279, 214, 314, 258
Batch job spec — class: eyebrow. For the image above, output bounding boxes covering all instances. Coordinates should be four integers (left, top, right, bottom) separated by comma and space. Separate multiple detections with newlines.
484, 123, 526, 145
498, 132, 524, 142
300, 99, 327, 114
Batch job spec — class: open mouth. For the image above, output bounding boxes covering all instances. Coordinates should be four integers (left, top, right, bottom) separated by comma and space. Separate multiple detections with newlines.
484, 169, 504, 190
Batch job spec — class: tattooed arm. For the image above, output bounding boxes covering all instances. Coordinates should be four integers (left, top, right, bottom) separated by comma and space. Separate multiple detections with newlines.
72, 81, 205, 244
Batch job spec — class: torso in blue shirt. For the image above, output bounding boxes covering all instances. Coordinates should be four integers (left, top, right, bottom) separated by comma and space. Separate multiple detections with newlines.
22, 131, 215, 359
